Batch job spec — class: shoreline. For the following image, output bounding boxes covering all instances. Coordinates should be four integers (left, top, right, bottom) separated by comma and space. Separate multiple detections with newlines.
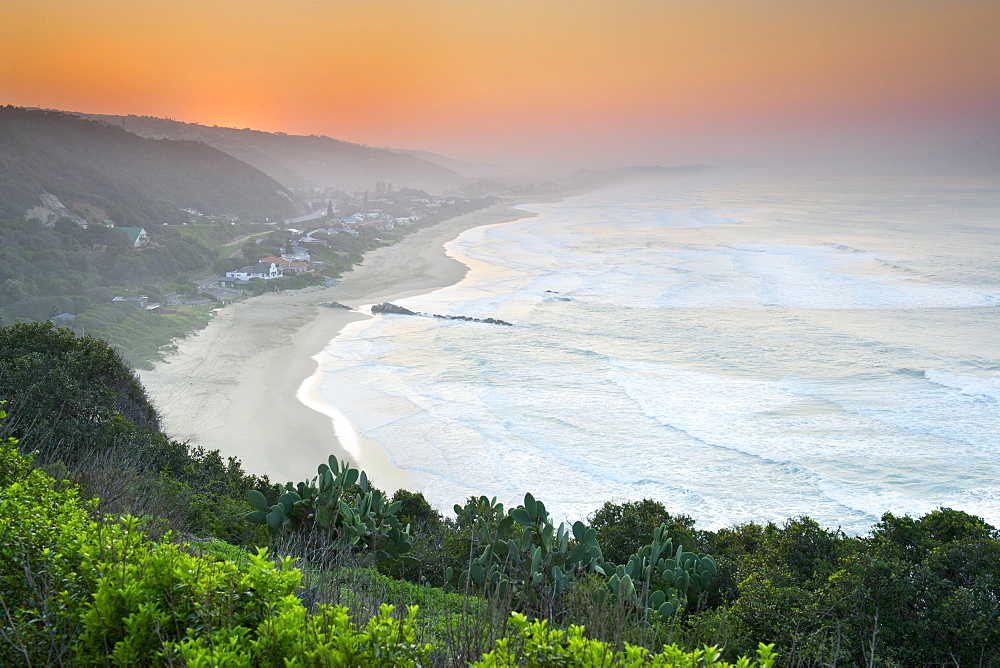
138, 199, 543, 490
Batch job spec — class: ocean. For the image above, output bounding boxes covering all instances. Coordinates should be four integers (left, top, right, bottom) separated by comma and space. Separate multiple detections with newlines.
314, 172, 1000, 533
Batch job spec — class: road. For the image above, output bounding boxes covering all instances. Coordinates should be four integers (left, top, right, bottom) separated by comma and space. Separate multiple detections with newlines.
284, 209, 328, 225
195, 275, 242, 301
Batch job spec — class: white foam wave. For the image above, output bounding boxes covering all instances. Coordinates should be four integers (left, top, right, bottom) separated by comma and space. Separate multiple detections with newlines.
782, 373, 1000, 452
307, 176, 1000, 532
437, 215, 1000, 313
924, 369, 1000, 401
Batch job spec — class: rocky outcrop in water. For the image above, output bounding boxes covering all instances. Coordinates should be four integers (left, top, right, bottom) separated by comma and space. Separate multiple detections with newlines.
544, 290, 571, 302
371, 302, 513, 326
371, 302, 417, 316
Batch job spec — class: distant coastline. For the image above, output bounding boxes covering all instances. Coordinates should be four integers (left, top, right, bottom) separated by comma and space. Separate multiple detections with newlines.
138, 198, 548, 489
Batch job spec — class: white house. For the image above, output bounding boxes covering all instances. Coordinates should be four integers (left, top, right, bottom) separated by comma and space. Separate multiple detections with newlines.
222, 262, 282, 285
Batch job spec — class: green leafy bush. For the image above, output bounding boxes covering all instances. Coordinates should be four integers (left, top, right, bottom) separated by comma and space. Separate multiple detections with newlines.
473, 613, 776, 667
0, 437, 431, 666
0, 324, 279, 543
172, 603, 430, 667
0, 430, 98, 663
0, 321, 158, 460
589, 500, 698, 566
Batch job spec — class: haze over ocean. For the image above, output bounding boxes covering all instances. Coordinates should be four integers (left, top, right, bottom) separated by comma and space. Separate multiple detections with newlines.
314, 173, 1000, 533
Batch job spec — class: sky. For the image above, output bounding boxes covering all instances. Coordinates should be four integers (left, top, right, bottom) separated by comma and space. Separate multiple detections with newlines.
2, 0, 999, 169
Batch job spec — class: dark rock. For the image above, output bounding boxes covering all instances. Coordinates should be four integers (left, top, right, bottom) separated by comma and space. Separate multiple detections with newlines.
371, 302, 513, 326
371, 302, 418, 316
320, 301, 352, 309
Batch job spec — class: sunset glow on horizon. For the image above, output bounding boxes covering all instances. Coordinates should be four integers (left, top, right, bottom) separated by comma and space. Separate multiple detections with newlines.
2, 0, 998, 168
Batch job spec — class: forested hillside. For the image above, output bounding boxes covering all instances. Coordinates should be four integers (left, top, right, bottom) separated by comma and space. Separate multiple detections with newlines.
0, 106, 298, 226
1, 322, 997, 666
78, 112, 468, 192
0, 106, 303, 365
0, 213, 232, 365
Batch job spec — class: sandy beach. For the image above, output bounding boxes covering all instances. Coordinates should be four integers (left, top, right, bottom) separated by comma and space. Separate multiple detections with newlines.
138, 201, 537, 491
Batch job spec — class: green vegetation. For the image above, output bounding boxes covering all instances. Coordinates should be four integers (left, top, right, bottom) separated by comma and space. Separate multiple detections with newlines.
0, 408, 770, 665
474, 615, 776, 667
1, 154, 493, 368
2, 324, 999, 665
246, 457, 417, 568
0, 321, 279, 545
0, 438, 432, 665
0, 215, 224, 367
0, 107, 296, 225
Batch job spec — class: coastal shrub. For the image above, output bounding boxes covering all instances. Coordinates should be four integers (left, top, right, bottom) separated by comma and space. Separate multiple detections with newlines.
0, 322, 279, 542
0, 321, 158, 461
74, 521, 293, 663
440, 491, 719, 636
170, 603, 431, 667
602, 523, 718, 629
391, 488, 444, 532
589, 500, 698, 566
187, 537, 255, 565
472, 613, 777, 667
379, 489, 445, 582
0, 436, 432, 665
0, 402, 27, 485
695, 509, 1000, 665
817, 509, 1000, 666
12, 324, 1000, 666
306, 565, 509, 665
691, 522, 768, 610
0, 431, 95, 664
223, 447, 1000, 664
246, 456, 416, 569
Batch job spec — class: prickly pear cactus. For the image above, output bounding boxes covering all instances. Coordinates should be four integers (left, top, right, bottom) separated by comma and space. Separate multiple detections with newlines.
604, 523, 718, 623
447, 492, 605, 621
245, 456, 416, 568
445, 493, 720, 624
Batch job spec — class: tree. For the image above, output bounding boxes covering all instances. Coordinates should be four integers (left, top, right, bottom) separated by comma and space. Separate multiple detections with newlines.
0, 320, 158, 462
390, 488, 442, 532
587, 499, 697, 566
0, 320, 278, 543
869, 507, 997, 561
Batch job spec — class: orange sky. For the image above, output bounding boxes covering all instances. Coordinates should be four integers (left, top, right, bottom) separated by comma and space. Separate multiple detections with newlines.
2, 0, 998, 166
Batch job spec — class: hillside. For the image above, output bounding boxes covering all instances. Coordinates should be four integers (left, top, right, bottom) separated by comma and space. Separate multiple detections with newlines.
79, 112, 469, 193
0, 106, 299, 227
388, 147, 509, 179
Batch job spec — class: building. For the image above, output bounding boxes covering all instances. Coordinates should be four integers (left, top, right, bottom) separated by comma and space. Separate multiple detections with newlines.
110, 295, 160, 310
118, 227, 150, 248
221, 262, 283, 286
258, 256, 312, 274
